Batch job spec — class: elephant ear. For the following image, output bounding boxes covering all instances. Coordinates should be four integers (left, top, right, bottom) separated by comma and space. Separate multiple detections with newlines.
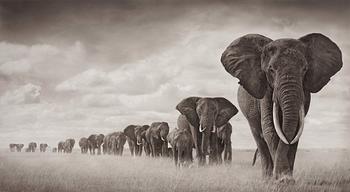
176, 97, 201, 128
221, 34, 272, 99
123, 125, 137, 140
214, 98, 238, 127
299, 33, 343, 93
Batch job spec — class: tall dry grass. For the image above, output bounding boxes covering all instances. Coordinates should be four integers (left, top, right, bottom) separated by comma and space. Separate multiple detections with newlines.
0, 149, 349, 192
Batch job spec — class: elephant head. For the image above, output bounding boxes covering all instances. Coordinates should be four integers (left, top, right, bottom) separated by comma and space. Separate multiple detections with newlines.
150, 122, 169, 141
176, 97, 238, 157
221, 33, 342, 144
124, 125, 137, 143
135, 125, 149, 145
221, 33, 342, 177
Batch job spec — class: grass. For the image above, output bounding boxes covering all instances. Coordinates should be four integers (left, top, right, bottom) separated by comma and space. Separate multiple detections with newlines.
0, 149, 349, 192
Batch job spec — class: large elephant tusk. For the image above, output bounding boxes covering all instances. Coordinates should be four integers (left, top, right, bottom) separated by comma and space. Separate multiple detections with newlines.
291, 105, 305, 144
273, 102, 289, 145
199, 125, 206, 132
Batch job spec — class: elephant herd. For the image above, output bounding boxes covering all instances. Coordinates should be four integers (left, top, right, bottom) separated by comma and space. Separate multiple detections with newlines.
7, 33, 343, 182
9, 142, 48, 152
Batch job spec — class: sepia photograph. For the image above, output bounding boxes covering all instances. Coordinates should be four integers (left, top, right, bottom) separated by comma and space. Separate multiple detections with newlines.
0, 0, 349, 191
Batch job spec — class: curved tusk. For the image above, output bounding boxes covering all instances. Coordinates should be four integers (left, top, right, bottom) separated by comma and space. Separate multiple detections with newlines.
199, 125, 206, 133
211, 125, 216, 133
161, 137, 165, 142
273, 102, 289, 145
291, 105, 305, 144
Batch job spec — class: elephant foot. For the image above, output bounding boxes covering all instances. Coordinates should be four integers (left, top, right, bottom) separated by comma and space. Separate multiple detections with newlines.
276, 175, 295, 185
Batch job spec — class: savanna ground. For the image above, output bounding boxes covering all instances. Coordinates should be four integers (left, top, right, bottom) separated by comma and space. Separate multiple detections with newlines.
0, 149, 349, 192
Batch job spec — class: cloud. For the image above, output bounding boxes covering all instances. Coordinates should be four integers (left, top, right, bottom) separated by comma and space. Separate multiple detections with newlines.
0, 83, 41, 105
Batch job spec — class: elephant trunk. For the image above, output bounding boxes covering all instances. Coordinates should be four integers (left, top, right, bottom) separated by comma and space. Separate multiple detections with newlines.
201, 124, 210, 156
273, 80, 304, 144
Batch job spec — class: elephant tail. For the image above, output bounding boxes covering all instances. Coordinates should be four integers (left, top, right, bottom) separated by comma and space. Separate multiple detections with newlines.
252, 148, 259, 166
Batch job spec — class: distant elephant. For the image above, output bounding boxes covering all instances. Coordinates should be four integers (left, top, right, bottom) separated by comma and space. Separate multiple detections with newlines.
110, 132, 127, 155
79, 137, 89, 154
28, 142, 37, 152
221, 33, 342, 180
252, 148, 259, 166
39, 143, 48, 152
145, 122, 169, 157
87, 134, 105, 155
167, 128, 193, 167
9, 144, 16, 152
63, 139, 75, 153
25, 148, 30, 152
58, 141, 65, 153
123, 125, 149, 156
52, 147, 58, 153
16, 144, 24, 152
176, 98, 238, 165
217, 123, 233, 164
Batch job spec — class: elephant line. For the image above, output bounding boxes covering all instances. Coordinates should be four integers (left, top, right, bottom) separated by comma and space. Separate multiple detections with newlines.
7, 33, 343, 183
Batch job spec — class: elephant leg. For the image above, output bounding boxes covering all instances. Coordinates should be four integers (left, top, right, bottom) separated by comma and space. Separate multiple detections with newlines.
250, 121, 274, 178
288, 142, 299, 172
217, 140, 224, 164
174, 147, 178, 167
224, 141, 232, 163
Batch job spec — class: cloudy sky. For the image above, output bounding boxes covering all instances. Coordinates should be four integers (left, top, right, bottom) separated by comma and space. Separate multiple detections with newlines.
0, 0, 349, 149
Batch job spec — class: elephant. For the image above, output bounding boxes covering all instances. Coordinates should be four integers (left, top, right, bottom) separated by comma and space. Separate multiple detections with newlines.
39, 143, 48, 152
167, 128, 193, 167
25, 148, 30, 152
63, 139, 75, 153
252, 148, 259, 166
52, 147, 58, 153
110, 132, 127, 155
221, 33, 342, 181
217, 123, 232, 164
58, 141, 65, 153
123, 125, 150, 156
87, 134, 105, 155
9, 144, 16, 152
176, 97, 238, 165
28, 142, 37, 152
79, 137, 89, 154
103, 132, 126, 155
16, 144, 24, 152
145, 122, 169, 157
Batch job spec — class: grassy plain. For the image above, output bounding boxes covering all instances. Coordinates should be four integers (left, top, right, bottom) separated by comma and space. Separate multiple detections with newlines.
0, 149, 349, 192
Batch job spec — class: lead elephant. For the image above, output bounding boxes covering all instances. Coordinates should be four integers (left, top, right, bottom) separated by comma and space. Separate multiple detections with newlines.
28, 142, 37, 152
87, 134, 104, 155
221, 33, 342, 181
217, 123, 232, 164
58, 141, 65, 153
145, 122, 169, 157
16, 144, 24, 152
9, 144, 16, 152
167, 128, 193, 167
123, 125, 149, 156
63, 139, 75, 153
39, 143, 48, 152
176, 97, 238, 165
79, 137, 89, 154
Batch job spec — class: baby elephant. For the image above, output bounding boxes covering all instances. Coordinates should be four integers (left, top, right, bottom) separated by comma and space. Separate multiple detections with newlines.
167, 128, 193, 167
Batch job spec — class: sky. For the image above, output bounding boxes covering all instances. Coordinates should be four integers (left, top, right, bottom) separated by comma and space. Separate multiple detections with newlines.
0, 0, 349, 149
